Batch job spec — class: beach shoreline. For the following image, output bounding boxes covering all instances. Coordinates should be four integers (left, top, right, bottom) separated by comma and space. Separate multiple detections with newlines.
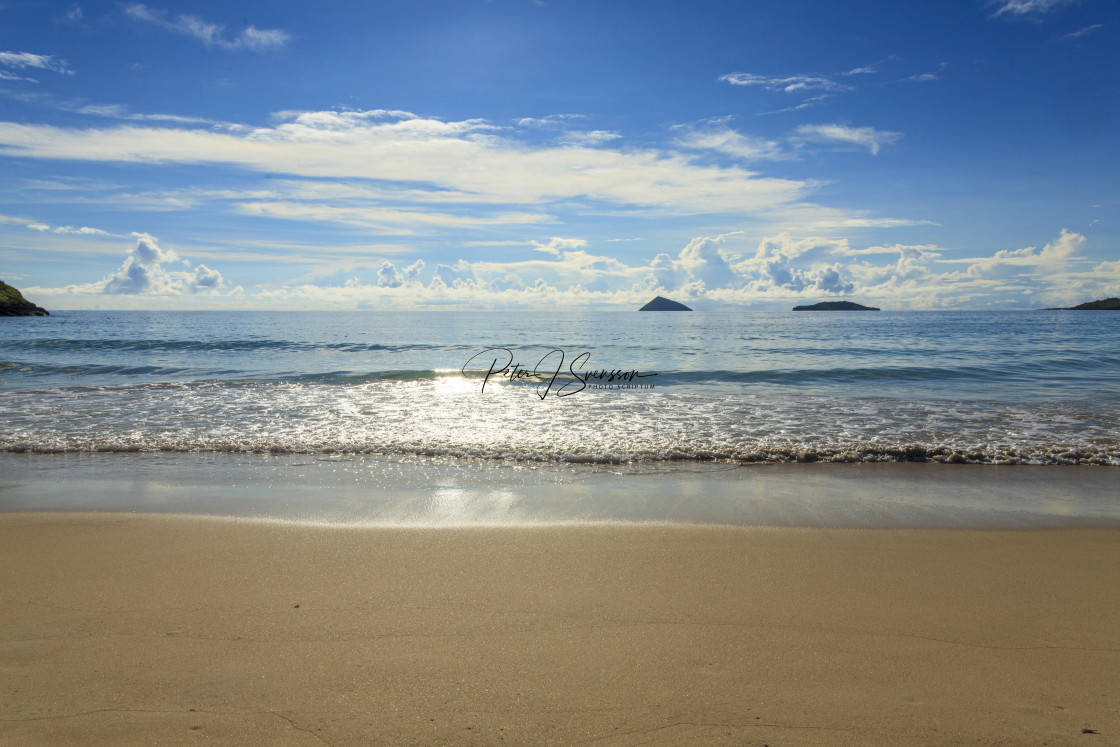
3, 453, 1119, 528
2, 512, 1117, 745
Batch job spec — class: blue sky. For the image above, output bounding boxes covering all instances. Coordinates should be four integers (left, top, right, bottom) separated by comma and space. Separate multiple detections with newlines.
1, 0, 1117, 309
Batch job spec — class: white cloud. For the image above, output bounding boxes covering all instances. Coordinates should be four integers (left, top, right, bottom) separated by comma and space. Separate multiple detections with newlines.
513, 114, 620, 148
907, 63, 948, 82
531, 237, 588, 255
0, 71, 38, 83
123, 4, 291, 51
64, 234, 231, 295
73, 103, 244, 129
431, 259, 479, 289
191, 263, 223, 291
0, 213, 112, 236
729, 233, 856, 294
557, 130, 622, 147
52, 225, 109, 235
27, 229, 1100, 311
0, 51, 74, 81
961, 228, 1085, 278
792, 124, 903, 155
0, 51, 74, 74
1061, 24, 1103, 39
673, 124, 788, 161
990, 0, 1076, 18
375, 259, 425, 288
234, 201, 553, 231
0, 111, 812, 216
718, 72, 846, 94
514, 114, 587, 127
676, 235, 740, 289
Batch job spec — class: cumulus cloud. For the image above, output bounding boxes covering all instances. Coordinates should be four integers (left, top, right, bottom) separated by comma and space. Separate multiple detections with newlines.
28, 229, 1088, 311
376, 259, 425, 288
676, 235, 740, 289
123, 4, 291, 51
792, 124, 903, 155
629, 232, 856, 297
66, 234, 231, 295
734, 233, 856, 294
963, 228, 1085, 278
432, 259, 478, 289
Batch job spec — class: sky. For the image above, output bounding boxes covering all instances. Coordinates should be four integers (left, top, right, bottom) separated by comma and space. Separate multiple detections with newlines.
0, 0, 1117, 310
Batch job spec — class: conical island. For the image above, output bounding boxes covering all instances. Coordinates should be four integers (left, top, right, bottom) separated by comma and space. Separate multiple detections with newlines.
639, 296, 692, 311
0, 280, 49, 316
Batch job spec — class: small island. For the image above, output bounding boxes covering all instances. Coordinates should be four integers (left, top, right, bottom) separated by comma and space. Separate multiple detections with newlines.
793, 301, 880, 311
1044, 297, 1120, 310
639, 296, 692, 311
0, 280, 49, 316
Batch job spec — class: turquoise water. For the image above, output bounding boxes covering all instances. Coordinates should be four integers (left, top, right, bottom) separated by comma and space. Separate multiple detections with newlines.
2, 310, 1119, 465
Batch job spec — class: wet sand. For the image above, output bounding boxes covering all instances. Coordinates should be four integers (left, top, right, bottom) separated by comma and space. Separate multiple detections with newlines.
1, 513, 1118, 745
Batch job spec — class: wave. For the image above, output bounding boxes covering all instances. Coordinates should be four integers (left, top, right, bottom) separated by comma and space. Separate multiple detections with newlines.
0, 337, 469, 354
1, 435, 1115, 465
5, 359, 1113, 391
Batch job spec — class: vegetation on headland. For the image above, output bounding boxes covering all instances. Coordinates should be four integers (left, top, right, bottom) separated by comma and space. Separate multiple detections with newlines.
1043, 297, 1120, 310
639, 296, 692, 311
0, 280, 49, 316
792, 301, 880, 311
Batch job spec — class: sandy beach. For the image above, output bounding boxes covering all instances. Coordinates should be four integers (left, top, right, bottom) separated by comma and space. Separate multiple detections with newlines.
1, 513, 1117, 745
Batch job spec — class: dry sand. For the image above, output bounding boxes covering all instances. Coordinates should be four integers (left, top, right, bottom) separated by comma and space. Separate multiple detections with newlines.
1, 513, 1118, 745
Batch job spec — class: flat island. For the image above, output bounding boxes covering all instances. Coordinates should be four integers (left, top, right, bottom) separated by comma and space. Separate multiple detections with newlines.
1045, 297, 1120, 310
793, 301, 880, 311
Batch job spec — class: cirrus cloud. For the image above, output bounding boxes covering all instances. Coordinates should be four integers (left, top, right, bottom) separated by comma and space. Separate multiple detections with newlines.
792, 124, 903, 155
123, 4, 291, 51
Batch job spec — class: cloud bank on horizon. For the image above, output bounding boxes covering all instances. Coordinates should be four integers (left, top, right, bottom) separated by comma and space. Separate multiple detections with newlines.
1, 0, 1116, 309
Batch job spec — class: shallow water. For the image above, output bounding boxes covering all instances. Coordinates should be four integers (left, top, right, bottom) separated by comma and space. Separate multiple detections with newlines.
2, 453, 1118, 528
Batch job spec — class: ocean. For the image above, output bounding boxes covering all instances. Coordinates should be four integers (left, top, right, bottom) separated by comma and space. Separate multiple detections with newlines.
2, 309, 1118, 525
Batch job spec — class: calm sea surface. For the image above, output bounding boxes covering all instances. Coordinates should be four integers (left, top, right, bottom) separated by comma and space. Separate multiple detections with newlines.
3, 310, 1119, 468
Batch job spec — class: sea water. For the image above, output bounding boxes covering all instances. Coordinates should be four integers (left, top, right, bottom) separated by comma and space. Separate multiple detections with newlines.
1, 310, 1118, 525
3, 310, 1119, 464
